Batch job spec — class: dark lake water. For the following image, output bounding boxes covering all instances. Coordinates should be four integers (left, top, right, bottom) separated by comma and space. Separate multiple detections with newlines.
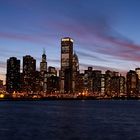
0, 100, 140, 140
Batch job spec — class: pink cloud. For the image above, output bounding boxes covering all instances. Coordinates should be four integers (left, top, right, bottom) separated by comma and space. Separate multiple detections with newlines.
0, 32, 49, 44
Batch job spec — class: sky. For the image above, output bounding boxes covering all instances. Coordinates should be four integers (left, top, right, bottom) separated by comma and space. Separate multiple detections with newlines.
1, 0, 140, 82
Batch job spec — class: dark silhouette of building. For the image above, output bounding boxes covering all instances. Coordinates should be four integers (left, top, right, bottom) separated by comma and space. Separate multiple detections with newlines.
76, 73, 85, 93
47, 67, 59, 93
47, 75, 59, 93
111, 76, 120, 97
126, 70, 138, 98
93, 70, 102, 94
48, 66, 57, 76
84, 67, 93, 93
60, 37, 73, 93
72, 52, 79, 93
35, 71, 41, 92
6, 57, 20, 93
40, 49, 47, 92
0, 79, 5, 92
23, 55, 36, 93
135, 68, 140, 95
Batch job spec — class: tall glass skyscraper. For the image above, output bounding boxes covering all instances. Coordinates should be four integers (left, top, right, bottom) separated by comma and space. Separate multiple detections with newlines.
60, 37, 73, 93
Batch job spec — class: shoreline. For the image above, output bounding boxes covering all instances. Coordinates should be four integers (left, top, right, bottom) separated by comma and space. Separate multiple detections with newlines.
0, 96, 140, 101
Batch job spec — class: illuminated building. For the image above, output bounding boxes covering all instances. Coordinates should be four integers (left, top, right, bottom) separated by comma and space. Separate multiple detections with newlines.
0, 80, 3, 91
60, 37, 73, 93
105, 70, 112, 96
101, 74, 105, 95
135, 68, 140, 94
105, 70, 119, 97
119, 75, 125, 96
6, 57, 20, 93
126, 70, 138, 98
135, 68, 140, 79
84, 67, 93, 93
23, 55, 36, 93
40, 49, 47, 92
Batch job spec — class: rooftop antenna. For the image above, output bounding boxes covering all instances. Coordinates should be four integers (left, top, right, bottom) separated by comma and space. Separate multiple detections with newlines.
43, 48, 46, 54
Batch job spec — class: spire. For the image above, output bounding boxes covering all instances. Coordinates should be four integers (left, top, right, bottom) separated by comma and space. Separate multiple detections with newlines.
43, 48, 46, 55
42, 48, 46, 62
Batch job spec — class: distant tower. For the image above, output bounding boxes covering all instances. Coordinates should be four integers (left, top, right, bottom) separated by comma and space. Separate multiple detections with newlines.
23, 55, 36, 93
40, 48, 47, 72
60, 37, 73, 93
6, 57, 20, 93
40, 49, 47, 92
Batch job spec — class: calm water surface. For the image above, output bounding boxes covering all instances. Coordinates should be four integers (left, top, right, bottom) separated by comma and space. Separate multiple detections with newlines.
0, 100, 140, 140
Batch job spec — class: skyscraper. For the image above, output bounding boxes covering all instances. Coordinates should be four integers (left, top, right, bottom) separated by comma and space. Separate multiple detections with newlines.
135, 68, 140, 95
47, 66, 59, 93
6, 57, 20, 93
40, 49, 47, 92
126, 70, 138, 98
40, 49, 47, 73
60, 37, 73, 93
23, 55, 36, 93
72, 52, 79, 92
93, 70, 102, 94
84, 67, 93, 93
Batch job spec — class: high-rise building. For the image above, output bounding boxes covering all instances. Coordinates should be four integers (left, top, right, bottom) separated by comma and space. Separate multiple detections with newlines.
48, 66, 57, 76
135, 68, 140, 95
72, 52, 79, 92
111, 76, 120, 97
119, 75, 125, 96
84, 67, 93, 93
101, 74, 105, 95
40, 49, 47, 72
47, 66, 59, 93
76, 73, 85, 93
93, 70, 102, 94
23, 55, 36, 93
60, 37, 73, 93
105, 70, 118, 97
40, 49, 47, 92
6, 57, 20, 93
35, 71, 41, 92
126, 70, 138, 98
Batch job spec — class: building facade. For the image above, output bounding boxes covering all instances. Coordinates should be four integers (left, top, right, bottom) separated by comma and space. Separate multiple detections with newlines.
23, 55, 36, 93
60, 37, 73, 93
72, 52, 79, 93
126, 70, 138, 98
6, 57, 20, 93
40, 50, 47, 92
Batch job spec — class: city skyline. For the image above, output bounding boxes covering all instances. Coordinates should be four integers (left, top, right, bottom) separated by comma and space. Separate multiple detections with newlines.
1, 0, 140, 82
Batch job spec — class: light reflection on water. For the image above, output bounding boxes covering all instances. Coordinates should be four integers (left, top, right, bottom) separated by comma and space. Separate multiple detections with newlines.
0, 100, 140, 140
